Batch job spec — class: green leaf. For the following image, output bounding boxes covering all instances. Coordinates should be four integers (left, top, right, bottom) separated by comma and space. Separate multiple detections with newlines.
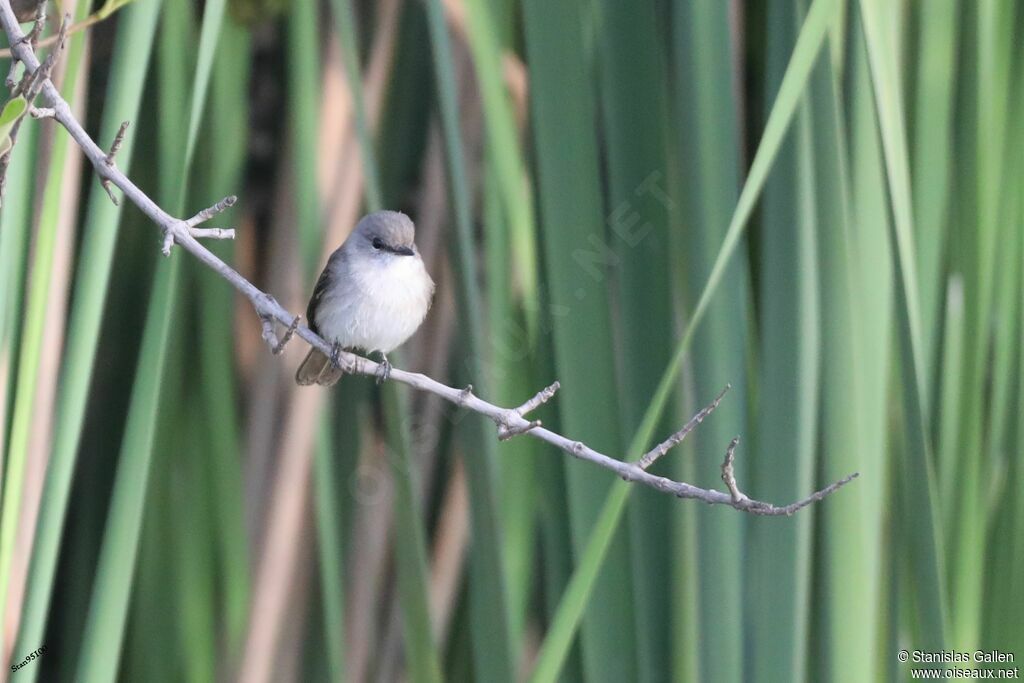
74, 0, 228, 678
0, 0, 94, 666
11, 0, 163, 674
747, 2, 821, 680
857, 0, 948, 649
426, 0, 517, 679
520, 0, 634, 679
0, 95, 26, 128
0, 95, 26, 154
592, 0, 674, 677
529, 0, 841, 679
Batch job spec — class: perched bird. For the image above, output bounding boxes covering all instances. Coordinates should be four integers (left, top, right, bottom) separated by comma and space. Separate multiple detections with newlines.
296, 210, 434, 386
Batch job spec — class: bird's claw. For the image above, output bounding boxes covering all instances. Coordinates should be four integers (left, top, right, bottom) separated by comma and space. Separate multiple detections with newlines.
329, 342, 342, 369
375, 354, 392, 385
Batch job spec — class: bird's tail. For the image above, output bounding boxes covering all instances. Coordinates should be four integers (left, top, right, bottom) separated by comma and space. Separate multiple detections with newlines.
295, 348, 344, 386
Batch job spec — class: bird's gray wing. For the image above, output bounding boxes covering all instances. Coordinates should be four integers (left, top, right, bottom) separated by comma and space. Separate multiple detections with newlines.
306, 248, 345, 335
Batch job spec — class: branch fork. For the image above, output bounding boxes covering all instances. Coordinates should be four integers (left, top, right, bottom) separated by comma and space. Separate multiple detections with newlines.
160, 195, 237, 256
496, 380, 559, 441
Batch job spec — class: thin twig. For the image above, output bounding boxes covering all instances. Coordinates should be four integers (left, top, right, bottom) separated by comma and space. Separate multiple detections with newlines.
0, 0, 858, 515
106, 120, 128, 161
273, 316, 300, 355
23, 12, 68, 99
185, 194, 236, 227
189, 226, 236, 241
18, 0, 45, 48
514, 380, 559, 416
100, 120, 128, 205
637, 383, 730, 470
720, 437, 744, 502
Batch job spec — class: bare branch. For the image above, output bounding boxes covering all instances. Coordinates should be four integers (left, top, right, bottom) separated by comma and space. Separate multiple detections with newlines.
0, 0, 858, 516
715, 436, 861, 516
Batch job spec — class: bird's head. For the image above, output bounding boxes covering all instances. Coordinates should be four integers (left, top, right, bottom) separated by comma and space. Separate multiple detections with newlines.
355, 210, 417, 258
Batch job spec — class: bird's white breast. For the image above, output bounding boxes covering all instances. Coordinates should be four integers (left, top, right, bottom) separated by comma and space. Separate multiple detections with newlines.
314, 253, 434, 354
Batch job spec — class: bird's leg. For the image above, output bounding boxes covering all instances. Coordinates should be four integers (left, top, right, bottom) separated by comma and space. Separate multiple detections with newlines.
329, 341, 342, 369
375, 352, 392, 385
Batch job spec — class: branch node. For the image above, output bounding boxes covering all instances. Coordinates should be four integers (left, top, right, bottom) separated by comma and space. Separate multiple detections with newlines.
572, 441, 585, 457
458, 385, 474, 407
29, 105, 54, 118
498, 419, 541, 441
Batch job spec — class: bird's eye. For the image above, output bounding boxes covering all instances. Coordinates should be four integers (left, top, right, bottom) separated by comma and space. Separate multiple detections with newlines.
372, 238, 383, 250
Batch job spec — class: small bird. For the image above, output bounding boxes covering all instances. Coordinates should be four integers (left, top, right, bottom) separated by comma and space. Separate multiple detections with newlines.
296, 211, 435, 386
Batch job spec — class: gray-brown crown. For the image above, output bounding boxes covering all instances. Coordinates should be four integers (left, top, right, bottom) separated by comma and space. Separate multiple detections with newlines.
354, 210, 416, 250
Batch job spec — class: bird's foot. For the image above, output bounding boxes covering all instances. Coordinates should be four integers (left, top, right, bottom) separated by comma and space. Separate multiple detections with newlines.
329, 341, 342, 369
375, 353, 392, 385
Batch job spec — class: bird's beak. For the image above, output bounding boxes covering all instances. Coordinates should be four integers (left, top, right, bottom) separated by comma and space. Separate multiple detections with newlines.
395, 246, 415, 256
